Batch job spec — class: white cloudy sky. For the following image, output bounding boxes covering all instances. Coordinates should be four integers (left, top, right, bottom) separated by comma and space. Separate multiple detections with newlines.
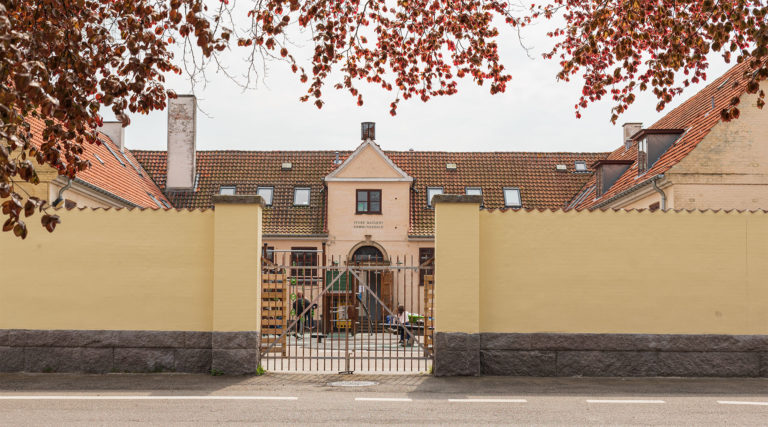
105, 12, 731, 154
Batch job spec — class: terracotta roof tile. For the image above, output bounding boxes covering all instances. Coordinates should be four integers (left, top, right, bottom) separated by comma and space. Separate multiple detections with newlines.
25, 116, 169, 208
571, 60, 760, 210
134, 150, 606, 236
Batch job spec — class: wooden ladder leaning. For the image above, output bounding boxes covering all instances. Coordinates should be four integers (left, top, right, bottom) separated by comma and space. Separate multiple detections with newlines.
261, 257, 289, 357
423, 274, 435, 356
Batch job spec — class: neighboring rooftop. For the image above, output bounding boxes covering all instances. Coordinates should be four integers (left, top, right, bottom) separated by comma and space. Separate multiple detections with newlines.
570, 60, 759, 210
26, 116, 170, 208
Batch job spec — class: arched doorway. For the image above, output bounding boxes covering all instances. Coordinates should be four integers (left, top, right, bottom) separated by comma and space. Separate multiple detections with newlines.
351, 245, 385, 263
349, 245, 390, 329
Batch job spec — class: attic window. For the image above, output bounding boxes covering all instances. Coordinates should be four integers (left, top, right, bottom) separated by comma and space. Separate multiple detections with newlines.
446, 163, 457, 171
281, 162, 293, 170
219, 186, 236, 196
575, 161, 587, 172
503, 187, 522, 208
556, 164, 567, 172
103, 142, 125, 166
257, 186, 274, 206
93, 153, 104, 165
147, 193, 163, 209
293, 187, 311, 206
426, 187, 443, 208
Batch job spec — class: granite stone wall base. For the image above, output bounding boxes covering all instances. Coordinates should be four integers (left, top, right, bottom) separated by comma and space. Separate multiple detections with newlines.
0, 329, 260, 375
434, 332, 768, 377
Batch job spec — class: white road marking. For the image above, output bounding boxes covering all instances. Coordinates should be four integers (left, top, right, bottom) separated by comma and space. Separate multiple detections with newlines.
0, 396, 298, 401
448, 399, 527, 403
355, 397, 412, 402
718, 401, 768, 406
586, 399, 665, 404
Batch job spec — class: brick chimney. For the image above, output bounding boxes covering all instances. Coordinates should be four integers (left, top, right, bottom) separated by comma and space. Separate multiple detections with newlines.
361, 122, 375, 141
166, 95, 197, 191
622, 122, 642, 150
98, 121, 125, 152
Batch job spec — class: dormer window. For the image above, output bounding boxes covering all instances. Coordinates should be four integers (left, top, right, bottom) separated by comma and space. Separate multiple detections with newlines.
631, 128, 685, 175
219, 186, 236, 196
293, 187, 311, 206
503, 187, 522, 208
257, 186, 274, 206
592, 160, 634, 197
426, 187, 443, 208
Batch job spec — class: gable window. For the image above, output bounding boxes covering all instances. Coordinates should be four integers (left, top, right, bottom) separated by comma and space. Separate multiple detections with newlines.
575, 161, 587, 172
257, 186, 274, 206
426, 187, 443, 208
219, 186, 236, 196
419, 248, 435, 286
293, 187, 311, 206
503, 187, 522, 208
356, 190, 382, 214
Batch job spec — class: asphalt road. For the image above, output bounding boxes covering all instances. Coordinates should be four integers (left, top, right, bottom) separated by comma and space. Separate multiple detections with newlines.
0, 373, 766, 425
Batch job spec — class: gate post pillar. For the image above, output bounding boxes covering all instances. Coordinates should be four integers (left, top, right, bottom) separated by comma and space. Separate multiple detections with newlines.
211, 195, 264, 375
433, 195, 482, 376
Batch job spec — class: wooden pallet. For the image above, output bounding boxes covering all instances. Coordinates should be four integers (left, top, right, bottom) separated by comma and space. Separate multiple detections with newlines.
423, 274, 435, 354
261, 259, 288, 356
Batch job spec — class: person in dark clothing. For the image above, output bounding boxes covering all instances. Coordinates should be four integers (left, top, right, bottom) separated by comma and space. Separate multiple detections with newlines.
292, 292, 315, 332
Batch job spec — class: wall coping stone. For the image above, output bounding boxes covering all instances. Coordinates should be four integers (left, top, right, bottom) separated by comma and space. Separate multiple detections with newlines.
212, 195, 265, 206
432, 194, 482, 205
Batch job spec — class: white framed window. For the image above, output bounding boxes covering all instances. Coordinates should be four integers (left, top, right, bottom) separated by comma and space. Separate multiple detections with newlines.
503, 187, 522, 208
293, 187, 311, 206
257, 186, 274, 206
575, 161, 587, 172
426, 187, 443, 208
219, 186, 236, 196
465, 187, 482, 196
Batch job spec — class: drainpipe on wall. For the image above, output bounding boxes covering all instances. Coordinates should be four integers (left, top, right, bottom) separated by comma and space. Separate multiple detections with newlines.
651, 174, 667, 211
51, 178, 72, 207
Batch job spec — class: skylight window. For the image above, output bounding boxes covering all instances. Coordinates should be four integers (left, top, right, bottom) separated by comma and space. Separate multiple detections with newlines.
122, 153, 143, 177
575, 161, 587, 172
103, 142, 125, 166
219, 186, 236, 196
503, 187, 522, 208
257, 186, 274, 206
426, 187, 443, 208
93, 153, 104, 165
465, 187, 482, 196
161, 200, 172, 209
293, 187, 311, 206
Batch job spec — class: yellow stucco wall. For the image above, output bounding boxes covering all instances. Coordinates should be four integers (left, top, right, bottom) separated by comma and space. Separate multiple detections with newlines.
0, 200, 262, 332
436, 201, 768, 335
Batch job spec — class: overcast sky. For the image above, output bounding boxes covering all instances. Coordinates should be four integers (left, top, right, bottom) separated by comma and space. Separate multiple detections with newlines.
105, 16, 732, 154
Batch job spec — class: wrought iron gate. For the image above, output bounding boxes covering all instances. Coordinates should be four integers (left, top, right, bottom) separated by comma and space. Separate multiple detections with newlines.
260, 251, 434, 373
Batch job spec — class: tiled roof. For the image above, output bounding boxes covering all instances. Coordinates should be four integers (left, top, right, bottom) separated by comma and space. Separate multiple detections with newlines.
571, 60, 759, 210
26, 117, 170, 208
133, 150, 606, 236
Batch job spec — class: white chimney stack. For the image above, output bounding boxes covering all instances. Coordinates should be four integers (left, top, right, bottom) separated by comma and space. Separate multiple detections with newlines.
622, 122, 643, 150
98, 121, 125, 152
166, 95, 197, 191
